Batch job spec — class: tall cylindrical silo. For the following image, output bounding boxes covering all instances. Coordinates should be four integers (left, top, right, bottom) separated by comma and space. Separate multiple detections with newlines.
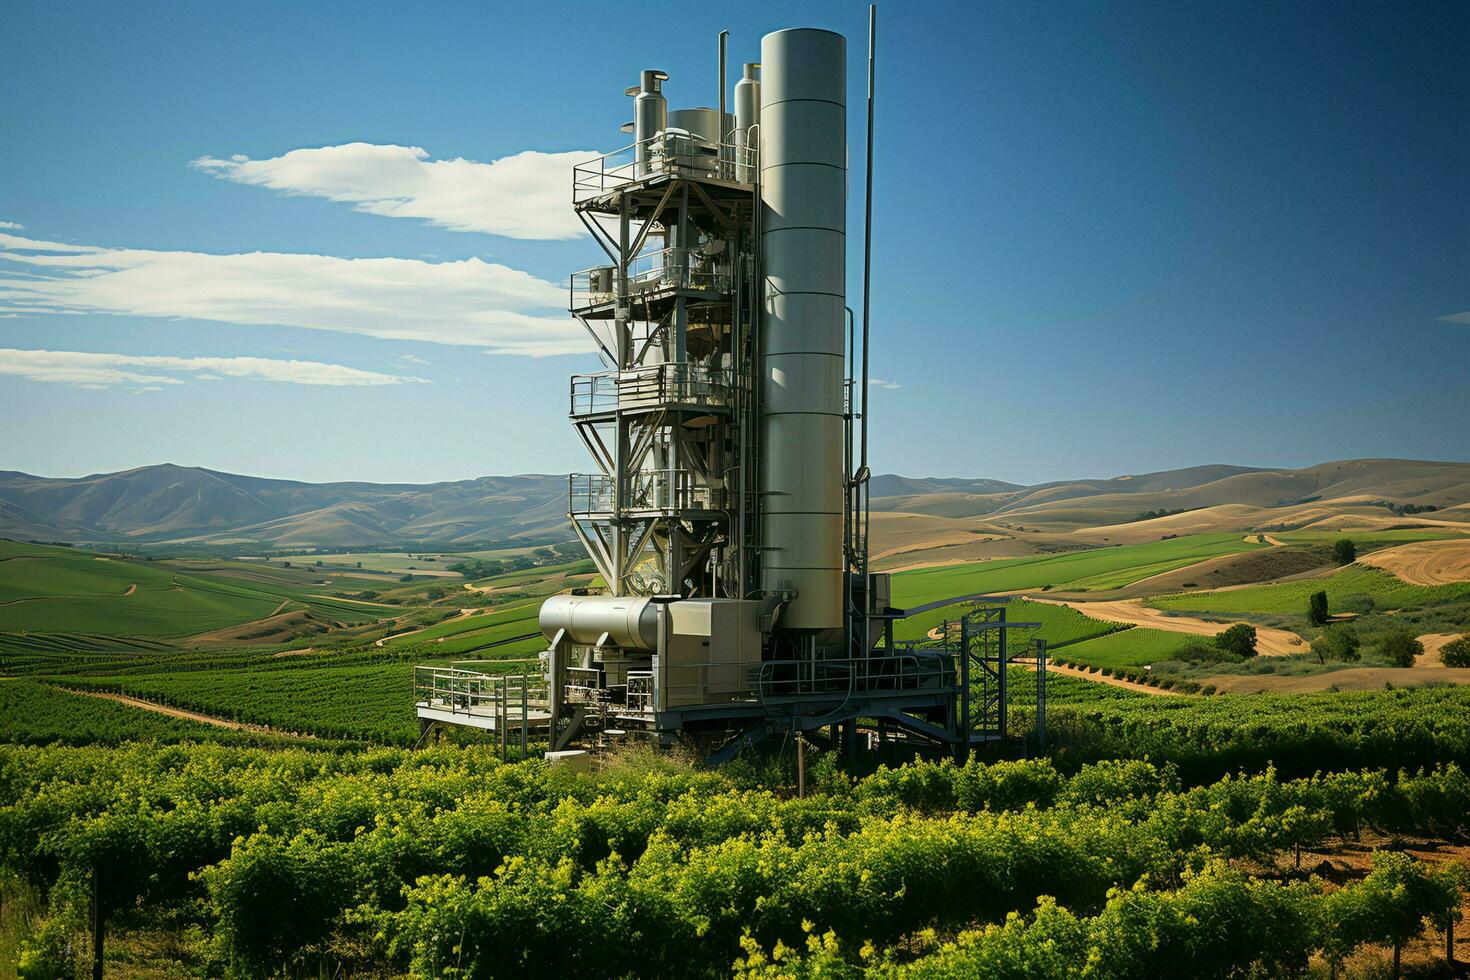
758, 28, 846, 631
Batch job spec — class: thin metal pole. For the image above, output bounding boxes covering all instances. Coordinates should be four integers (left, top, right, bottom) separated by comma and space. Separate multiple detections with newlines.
858, 4, 877, 660
718, 30, 729, 145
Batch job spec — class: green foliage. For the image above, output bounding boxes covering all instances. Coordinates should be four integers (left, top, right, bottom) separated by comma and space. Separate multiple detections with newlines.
1308, 589, 1330, 626
203, 830, 363, 975
1046, 685, 1470, 781
0, 679, 289, 747
1333, 538, 1357, 565
1376, 627, 1423, 668
1311, 623, 1360, 664
3, 743, 1469, 977
1214, 623, 1257, 659
1440, 634, 1470, 668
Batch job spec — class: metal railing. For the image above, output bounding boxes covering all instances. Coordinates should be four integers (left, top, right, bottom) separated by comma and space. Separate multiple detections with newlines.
573, 132, 758, 202
570, 362, 731, 416
413, 666, 547, 715
568, 468, 724, 516
569, 247, 733, 311
755, 652, 955, 703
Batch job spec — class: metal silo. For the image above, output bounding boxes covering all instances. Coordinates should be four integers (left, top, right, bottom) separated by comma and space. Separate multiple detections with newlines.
758, 28, 846, 632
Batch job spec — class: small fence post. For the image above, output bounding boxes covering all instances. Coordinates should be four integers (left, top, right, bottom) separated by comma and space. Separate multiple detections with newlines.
520, 673, 529, 758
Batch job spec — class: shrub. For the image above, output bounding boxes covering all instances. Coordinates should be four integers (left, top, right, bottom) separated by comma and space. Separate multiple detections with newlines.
1333, 539, 1357, 565
1312, 624, 1360, 664
1441, 635, 1470, 669
1376, 629, 1423, 668
1216, 624, 1258, 660
1307, 591, 1330, 627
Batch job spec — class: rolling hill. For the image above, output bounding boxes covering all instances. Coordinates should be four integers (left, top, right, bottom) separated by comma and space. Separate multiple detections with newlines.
0, 464, 567, 547
0, 458, 1465, 552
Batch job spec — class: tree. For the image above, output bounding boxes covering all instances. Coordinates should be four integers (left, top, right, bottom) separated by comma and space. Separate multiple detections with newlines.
1440, 635, 1470, 669
1333, 539, 1356, 565
1376, 629, 1423, 668
1307, 590, 1330, 627
1215, 623, 1258, 660
1312, 624, 1360, 665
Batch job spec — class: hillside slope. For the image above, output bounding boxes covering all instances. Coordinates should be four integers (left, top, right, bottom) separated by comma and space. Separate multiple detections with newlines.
1, 458, 1465, 551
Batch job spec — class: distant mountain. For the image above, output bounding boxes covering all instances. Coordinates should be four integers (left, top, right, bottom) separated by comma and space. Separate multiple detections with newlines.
0, 465, 568, 548
1, 458, 1465, 550
870, 459, 1470, 530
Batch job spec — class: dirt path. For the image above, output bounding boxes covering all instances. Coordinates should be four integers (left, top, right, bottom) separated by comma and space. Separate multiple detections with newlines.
1416, 632, 1463, 667
1241, 533, 1289, 547
122, 583, 137, 596
63, 688, 316, 737
375, 608, 478, 647
1359, 538, 1470, 585
1202, 665, 1470, 694
1024, 595, 1309, 655
1014, 658, 1182, 696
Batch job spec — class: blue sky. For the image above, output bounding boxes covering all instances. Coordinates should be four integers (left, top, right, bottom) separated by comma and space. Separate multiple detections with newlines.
1, 0, 1465, 485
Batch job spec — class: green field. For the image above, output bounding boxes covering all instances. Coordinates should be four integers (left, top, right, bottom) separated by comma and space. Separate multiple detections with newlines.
891, 598, 1128, 657
1151, 564, 1470, 617
252, 551, 467, 578
0, 541, 405, 638
1050, 626, 1196, 669
0, 678, 301, 746
1275, 527, 1466, 547
889, 533, 1265, 607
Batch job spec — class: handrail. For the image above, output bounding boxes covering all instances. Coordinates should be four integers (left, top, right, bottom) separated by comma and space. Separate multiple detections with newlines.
569, 362, 732, 416
569, 245, 733, 311
573, 132, 758, 202
568, 468, 724, 515
755, 653, 955, 702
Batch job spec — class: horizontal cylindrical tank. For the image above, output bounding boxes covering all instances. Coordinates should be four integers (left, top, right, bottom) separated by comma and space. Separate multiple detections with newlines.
758, 28, 846, 631
540, 594, 660, 650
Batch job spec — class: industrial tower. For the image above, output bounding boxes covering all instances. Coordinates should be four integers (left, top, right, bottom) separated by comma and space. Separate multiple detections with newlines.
415, 20, 1041, 762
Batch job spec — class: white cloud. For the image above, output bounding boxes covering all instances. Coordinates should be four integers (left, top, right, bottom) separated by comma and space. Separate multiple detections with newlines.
0, 231, 590, 356
191, 143, 595, 240
868, 377, 902, 390
398, 353, 430, 365
0, 348, 427, 388
0, 221, 22, 230
1441, 311, 1470, 324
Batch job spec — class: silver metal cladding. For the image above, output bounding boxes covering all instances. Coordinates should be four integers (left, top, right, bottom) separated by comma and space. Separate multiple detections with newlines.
633, 69, 668, 177
539, 594, 661, 650
758, 28, 847, 631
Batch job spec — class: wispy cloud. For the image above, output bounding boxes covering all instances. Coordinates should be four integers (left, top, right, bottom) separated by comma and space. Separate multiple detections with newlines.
868, 377, 903, 390
398, 353, 430, 365
1441, 312, 1470, 324
0, 231, 590, 356
0, 221, 22, 230
191, 143, 595, 240
0, 348, 428, 388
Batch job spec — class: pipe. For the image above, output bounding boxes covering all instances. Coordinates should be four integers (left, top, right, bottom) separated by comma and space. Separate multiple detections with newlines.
718, 30, 729, 145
